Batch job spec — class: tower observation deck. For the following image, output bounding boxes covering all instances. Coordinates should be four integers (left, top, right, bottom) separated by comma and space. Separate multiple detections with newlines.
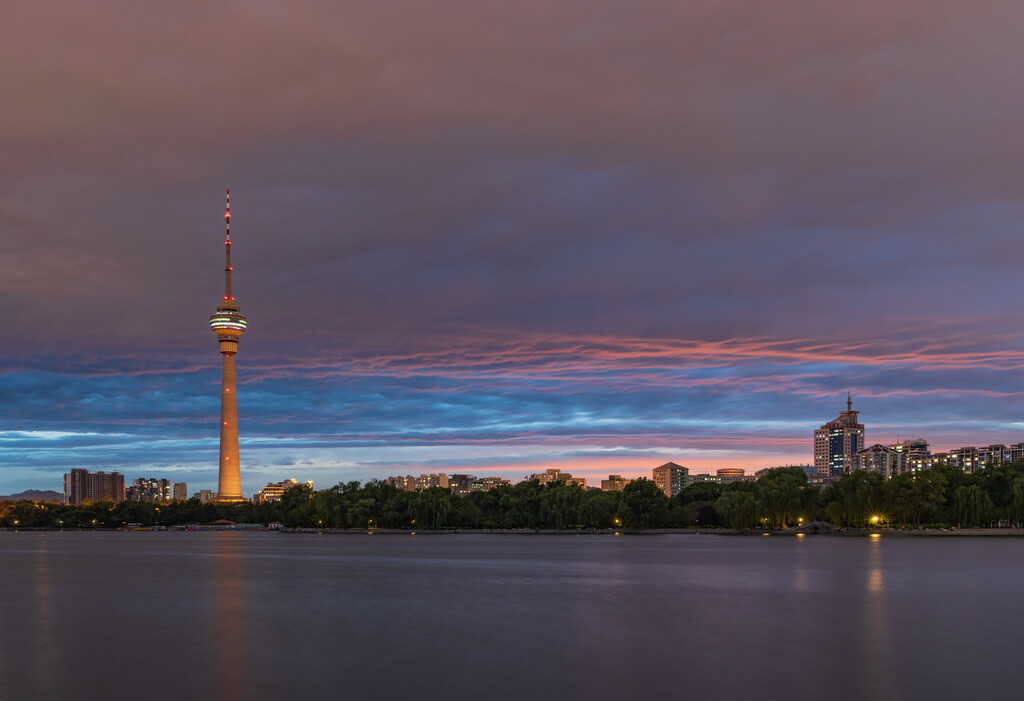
210, 189, 248, 503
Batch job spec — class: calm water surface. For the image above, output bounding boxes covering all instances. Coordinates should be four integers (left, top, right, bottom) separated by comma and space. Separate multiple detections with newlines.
1, 531, 1022, 701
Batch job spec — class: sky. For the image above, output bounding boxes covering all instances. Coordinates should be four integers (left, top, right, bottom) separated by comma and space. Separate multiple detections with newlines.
3, 1, 1024, 496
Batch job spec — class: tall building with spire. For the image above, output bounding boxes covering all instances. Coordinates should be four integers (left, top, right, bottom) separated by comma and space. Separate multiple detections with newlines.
814, 395, 865, 477
209, 189, 248, 503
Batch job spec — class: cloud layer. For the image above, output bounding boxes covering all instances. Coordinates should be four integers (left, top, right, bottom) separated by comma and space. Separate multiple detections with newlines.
3, 2, 1024, 493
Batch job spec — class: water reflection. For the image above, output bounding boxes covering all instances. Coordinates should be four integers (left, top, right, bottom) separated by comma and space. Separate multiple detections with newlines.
3, 532, 1024, 701
32, 535, 57, 699
862, 535, 895, 699
212, 534, 250, 701
793, 536, 810, 593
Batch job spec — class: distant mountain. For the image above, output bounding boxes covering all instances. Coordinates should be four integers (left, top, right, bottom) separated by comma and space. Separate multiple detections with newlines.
0, 489, 62, 502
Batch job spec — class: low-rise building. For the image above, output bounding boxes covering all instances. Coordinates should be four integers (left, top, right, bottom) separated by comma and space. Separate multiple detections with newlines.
252, 479, 313, 505
600, 475, 630, 491
527, 468, 586, 489
716, 468, 751, 484
685, 473, 721, 487
448, 474, 478, 496
470, 476, 510, 492
385, 473, 451, 492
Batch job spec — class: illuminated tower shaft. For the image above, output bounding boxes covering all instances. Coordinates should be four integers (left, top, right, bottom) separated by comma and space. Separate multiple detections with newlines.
210, 189, 248, 503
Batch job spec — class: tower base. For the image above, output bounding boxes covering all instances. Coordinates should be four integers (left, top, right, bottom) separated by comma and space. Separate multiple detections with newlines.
213, 495, 251, 505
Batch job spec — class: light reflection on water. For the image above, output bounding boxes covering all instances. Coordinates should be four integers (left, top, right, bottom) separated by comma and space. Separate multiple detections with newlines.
2, 532, 1024, 701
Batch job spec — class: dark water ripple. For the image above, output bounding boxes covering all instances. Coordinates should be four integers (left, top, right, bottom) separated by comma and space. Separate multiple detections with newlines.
1, 532, 1022, 701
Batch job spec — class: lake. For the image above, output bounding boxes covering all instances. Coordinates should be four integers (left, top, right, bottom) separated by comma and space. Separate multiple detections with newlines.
1, 531, 1021, 700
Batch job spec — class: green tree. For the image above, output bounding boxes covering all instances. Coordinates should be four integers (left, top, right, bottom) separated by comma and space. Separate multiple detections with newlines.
823, 471, 887, 527
678, 482, 723, 505
755, 467, 807, 528
310, 486, 348, 528
411, 487, 454, 529
888, 470, 946, 527
540, 482, 585, 529
715, 491, 758, 531
619, 479, 668, 529
952, 484, 992, 527
1011, 477, 1024, 527
347, 497, 379, 529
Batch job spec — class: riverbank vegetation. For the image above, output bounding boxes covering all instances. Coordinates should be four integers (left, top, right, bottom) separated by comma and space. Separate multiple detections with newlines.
4, 462, 1024, 531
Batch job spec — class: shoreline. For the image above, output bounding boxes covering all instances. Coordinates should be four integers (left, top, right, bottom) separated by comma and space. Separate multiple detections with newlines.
7, 526, 1024, 536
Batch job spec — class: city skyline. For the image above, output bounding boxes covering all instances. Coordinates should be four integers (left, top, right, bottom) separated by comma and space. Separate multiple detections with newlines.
5, 3, 1024, 495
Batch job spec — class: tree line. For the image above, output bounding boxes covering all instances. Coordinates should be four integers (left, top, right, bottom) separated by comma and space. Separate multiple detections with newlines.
716, 462, 1024, 530
4, 461, 1024, 531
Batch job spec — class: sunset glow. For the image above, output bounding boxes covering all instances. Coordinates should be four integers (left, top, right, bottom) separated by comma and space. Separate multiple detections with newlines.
4, 2, 1024, 494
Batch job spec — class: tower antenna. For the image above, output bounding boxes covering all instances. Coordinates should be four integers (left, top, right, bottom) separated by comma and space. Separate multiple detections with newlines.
224, 188, 232, 300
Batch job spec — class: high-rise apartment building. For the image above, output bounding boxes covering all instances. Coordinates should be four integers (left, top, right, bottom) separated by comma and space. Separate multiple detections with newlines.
814, 396, 865, 477
890, 439, 932, 473
852, 444, 907, 479
173, 482, 188, 501
652, 462, 688, 498
126, 478, 171, 502
63, 469, 125, 505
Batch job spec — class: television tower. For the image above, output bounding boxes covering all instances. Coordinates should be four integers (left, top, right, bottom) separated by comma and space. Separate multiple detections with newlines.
209, 188, 249, 503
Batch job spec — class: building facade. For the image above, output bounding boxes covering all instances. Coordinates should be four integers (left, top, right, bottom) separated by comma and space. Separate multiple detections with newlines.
527, 469, 586, 489
600, 475, 630, 491
814, 396, 865, 477
386, 473, 451, 492
685, 473, 721, 487
63, 469, 125, 505
716, 468, 750, 484
470, 476, 511, 492
252, 479, 314, 505
173, 482, 188, 501
652, 462, 688, 498
852, 444, 907, 479
890, 439, 932, 473
126, 478, 171, 502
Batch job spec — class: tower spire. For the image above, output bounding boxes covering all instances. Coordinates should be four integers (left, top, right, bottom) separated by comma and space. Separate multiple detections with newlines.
224, 188, 232, 300
847, 392, 852, 412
